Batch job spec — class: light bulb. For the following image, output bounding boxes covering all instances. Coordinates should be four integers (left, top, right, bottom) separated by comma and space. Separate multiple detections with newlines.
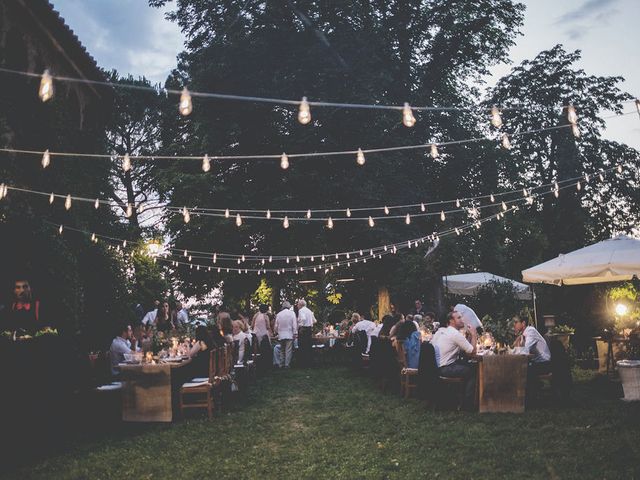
567, 104, 578, 124
321, 255, 325, 261
58, 225, 63, 234
39, 70, 54, 102
599, 172, 604, 181
49, 192, 54, 204
346, 208, 351, 217
421, 203, 426, 212
456, 198, 460, 208
576, 181, 581, 191
522, 188, 528, 197
501, 133, 512, 149
490, 106, 503, 128
42, 149, 51, 168
266, 209, 271, 219
64, 194, 72, 210
405, 213, 411, 225
283, 216, 289, 229
384, 206, 389, 215
122, 153, 131, 172
430, 144, 439, 159
502, 201, 507, 211
183, 208, 191, 223
296, 255, 300, 262
455, 227, 460, 235
490, 194, 495, 203
225, 208, 230, 218
570, 123, 580, 138
306, 209, 311, 219
269, 256, 272, 263
356, 148, 365, 166
213, 253, 217, 263
123, 240, 128, 248
280, 153, 289, 170
91, 233, 96, 242
402, 102, 416, 127
179, 87, 192, 116
202, 154, 211, 172
327, 217, 334, 229
183, 250, 188, 257
241, 254, 245, 262
440, 210, 445, 221
94, 198, 99, 209
368, 216, 374, 227
617, 164, 623, 173
298, 97, 311, 125
585, 174, 590, 183
126, 203, 133, 217
236, 213, 242, 226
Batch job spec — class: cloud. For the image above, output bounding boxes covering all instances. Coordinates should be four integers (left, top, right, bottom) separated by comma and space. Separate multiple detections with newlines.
554, 0, 620, 40
50, 0, 184, 83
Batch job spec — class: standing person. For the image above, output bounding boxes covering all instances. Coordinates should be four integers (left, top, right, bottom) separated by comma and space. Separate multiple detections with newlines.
143, 300, 172, 331
431, 310, 477, 410
218, 311, 233, 343
453, 303, 483, 335
413, 299, 427, 316
252, 304, 273, 345
175, 301, 189, 327
275, 301, 297, 368
297, 299, 316, 367
351, 313, 377, 353
3, 277, 44, 335
109, 324, 137, 376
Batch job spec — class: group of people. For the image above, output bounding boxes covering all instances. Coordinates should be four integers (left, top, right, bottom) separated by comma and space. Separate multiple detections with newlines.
138, 299, 190, 331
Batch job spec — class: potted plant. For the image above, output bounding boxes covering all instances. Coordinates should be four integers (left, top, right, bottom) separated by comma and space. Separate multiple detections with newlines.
617, 331, 640, 401
547, 324, 575, 349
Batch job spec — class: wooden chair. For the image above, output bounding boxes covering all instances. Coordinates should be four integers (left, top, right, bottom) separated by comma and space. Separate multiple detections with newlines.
438, 376, 465, 410
394, 340, 418, 399
179, 348, 217, 420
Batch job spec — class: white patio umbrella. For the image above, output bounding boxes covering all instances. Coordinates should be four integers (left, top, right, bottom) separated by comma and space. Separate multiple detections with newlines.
442, 272, 533, 300
522, 235, 640, 286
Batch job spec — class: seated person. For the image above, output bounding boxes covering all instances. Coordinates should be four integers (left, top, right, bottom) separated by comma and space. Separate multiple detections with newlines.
188, 325, 214, 378
402, 324, 422, 369
513, 315, 552, 393
423, 312, 436, 331
218, 311, 234, 343
378, 314, 399, 337
232, 320, 251, 363
454, 303, 483, 335
431, 311, 477, 410
109, 324, 137, 376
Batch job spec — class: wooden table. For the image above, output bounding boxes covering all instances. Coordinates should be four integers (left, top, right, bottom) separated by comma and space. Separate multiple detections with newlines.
476, 354, 528, 413
119, 358, 191, 422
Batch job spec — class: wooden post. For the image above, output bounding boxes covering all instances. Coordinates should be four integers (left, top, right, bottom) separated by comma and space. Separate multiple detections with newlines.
378, 286, 390, 321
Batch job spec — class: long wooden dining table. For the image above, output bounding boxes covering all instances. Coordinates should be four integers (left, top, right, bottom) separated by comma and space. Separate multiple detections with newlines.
119, 358, 192, 422
474, 354, 529, 413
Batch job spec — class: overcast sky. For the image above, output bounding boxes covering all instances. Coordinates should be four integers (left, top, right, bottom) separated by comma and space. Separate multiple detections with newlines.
52, 0, 639, 149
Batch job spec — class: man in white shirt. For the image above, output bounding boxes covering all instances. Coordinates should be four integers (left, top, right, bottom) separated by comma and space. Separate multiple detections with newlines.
109, 324, 137, 376
454, 303, 483, 334
297, 299, 316, 367
431, 310, 477, 410
175, 301, 189, 327
275, 301, 297, 368
513, 316, 552, 397
351, 313, 377, 353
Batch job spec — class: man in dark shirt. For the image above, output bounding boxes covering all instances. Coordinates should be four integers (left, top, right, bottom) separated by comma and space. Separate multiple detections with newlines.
4, 278, 42, 335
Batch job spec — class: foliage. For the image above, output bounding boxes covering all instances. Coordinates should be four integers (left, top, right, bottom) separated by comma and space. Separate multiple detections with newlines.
548, 324, 576, 335
608, 282, 640, 332
250, 278, 273, 307
480, 314, 514, 345
6, 367, 640, 478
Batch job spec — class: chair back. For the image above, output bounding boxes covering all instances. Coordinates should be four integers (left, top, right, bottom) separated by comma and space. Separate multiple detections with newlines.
393, 339, 408, 369
208, 348, 218, 383
548, 337, 572, 401
416, 342, 439, 402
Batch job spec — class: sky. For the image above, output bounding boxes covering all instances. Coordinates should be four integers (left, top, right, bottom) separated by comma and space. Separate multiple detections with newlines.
51, 0, 639, 149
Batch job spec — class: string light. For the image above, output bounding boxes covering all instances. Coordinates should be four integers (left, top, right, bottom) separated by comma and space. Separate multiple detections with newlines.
490, 106, 503, 128
236, 213, 242, 226
439, 210, 445, 221
501, 133, 512, 149
202, 154, 211, 172
41, 149, 50, 169
94, 198, 99, 209
0, 184, 6, 199
225, 208, 230, 218
384, 206, 390, 215
617, 164, 623, 173
571, 124, 580, 138
283, 216, 289, 229
405, 213, 411, 225
280, 153, 289, 170
327, 217, 334, 229
402, 103, 416, 127
421, 203, 426, 212
567, 104, 578, 124
179, 87, 192, 116
576, 181, 581, 191
298, 97, 311, 125
266, 209, 271, 219
346, 208, 351, 218
48, 192, 54, 204
126, 203, 133, 217
306, 209, 311, 219
58, 225, 63, 234
356, 148, 365, 166
455, 227, 460, 235
39, 70, 53, 102
368, 216, 375, 227
183, 207, 191, 223
456, 199, 460, 208
213, 253, 217, 263
430, 144, 439, 159
64, 194, 71, 210
122, 153, 131, 172
502, 201, 507, 211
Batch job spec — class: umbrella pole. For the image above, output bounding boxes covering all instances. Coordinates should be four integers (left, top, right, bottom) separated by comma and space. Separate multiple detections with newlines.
532, 286, 538, 329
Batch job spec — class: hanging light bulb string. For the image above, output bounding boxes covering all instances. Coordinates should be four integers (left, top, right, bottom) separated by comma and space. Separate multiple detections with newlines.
39, 171, 595, 270
1, 163, 622, 227
5, 65, 635, 114
0, 110, 635, 166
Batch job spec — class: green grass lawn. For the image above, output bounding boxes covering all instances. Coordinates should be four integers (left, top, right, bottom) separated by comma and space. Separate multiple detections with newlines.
4, 366, 640, 479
